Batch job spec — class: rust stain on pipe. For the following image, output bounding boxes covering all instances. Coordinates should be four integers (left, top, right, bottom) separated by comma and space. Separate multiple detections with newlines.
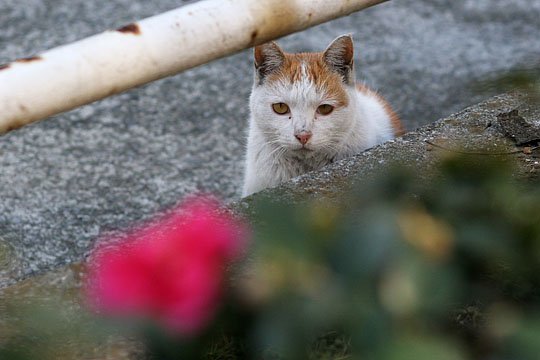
15, 56, 42, 63
249, 30, 259, 46
106, 87, 122, 97
117, 23, 141, 35
4, 120, 25, 132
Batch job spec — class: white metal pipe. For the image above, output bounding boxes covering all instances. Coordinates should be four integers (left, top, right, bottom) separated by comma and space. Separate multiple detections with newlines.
0, 0, 387, 134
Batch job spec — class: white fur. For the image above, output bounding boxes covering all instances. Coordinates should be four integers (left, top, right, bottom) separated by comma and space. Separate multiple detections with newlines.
242, 75, 395, 197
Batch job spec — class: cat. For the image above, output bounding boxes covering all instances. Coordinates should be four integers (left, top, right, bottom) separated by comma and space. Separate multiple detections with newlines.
242, 35, 403, 197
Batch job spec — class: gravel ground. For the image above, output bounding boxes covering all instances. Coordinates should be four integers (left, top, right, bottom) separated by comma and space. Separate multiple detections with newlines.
1, 0, 540, 285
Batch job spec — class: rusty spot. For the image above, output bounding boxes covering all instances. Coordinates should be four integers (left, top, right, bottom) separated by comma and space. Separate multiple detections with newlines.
107, 87, 120, 96
117, 23, 141, 35
308, 12, 313, 18
4, 120, 25, 133
19, 104, 29, 112
16, 56, 42, 63
0, 63, 10, 71
250, 30, 258, 45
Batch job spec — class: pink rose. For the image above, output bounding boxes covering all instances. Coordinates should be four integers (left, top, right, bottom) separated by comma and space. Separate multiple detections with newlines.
85, 196, 247, 336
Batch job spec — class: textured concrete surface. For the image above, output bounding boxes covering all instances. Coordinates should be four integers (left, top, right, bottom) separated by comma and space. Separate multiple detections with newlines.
1, 0, 540, 286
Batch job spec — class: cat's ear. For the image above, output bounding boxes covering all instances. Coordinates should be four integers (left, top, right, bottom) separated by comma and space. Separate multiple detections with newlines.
254, 42, 285, 84
323, 35, 355, 85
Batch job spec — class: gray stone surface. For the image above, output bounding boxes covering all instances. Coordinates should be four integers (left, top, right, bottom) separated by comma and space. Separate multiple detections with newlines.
498, 97, 540, 145
1, 0, 540, 286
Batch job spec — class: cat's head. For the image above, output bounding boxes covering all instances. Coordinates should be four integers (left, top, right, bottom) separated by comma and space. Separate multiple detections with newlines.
250, 35, 357, 156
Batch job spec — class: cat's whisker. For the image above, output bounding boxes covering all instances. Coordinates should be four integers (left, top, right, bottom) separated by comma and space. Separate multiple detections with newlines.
267, 144, 287, 159
265, 140, 285, 150
319, 140, 340, 153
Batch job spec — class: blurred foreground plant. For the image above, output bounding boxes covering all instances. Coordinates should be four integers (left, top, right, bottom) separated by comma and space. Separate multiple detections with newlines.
85, 196, 247, 337
2, 155, 540, 360
477, 65, 540, 103
234, 154, 540, 359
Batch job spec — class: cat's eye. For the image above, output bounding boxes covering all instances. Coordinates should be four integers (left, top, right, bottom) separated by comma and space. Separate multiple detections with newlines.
317, 104, 334, 115
272, 103, 290, 115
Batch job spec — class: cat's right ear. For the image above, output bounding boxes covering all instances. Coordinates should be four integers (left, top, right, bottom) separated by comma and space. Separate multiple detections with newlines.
254, 42, 285, 84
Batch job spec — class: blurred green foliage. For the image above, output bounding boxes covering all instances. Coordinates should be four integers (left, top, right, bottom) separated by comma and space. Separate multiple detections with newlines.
0, 298, 114, 359
231, 154, 540, 359
477, 66, 540, 103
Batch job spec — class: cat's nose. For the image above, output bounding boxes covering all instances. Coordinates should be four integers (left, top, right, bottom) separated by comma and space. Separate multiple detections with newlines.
295, 132, 312, 145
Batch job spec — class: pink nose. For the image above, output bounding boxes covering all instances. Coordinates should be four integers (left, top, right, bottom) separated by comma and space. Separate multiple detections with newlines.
295, 132, 312, 145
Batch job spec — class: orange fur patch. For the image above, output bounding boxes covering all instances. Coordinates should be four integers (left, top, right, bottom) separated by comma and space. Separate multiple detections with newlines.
267, 52, 349, 107
356, 83, 404, 136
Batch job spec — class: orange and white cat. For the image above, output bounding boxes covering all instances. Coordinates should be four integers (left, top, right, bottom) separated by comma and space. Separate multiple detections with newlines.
242, 35, 403, 196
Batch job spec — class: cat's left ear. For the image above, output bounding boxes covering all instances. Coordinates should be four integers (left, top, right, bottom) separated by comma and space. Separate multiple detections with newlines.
254, 42, 285, 84
323, 35, 355, 85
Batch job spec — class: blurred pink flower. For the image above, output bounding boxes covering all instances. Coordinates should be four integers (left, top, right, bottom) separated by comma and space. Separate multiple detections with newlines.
84, 196, 247, 336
